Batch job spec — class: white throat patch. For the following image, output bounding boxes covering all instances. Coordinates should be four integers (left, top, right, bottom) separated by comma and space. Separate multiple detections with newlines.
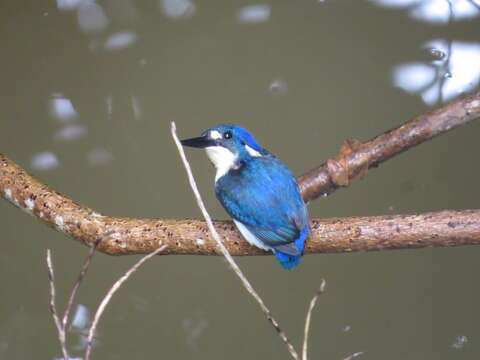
205, 146, 237, 181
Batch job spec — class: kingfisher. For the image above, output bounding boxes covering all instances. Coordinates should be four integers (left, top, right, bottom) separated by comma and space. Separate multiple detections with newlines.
181, 124, 310, 269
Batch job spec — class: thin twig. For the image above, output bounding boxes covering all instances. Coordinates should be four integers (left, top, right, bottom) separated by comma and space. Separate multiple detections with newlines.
46, 249, 70, 360
171, 122, 299, 360
62, 233, 110, 330
84, 244, 168, 360
343, 351, 364, 360
302, 279, 326, 360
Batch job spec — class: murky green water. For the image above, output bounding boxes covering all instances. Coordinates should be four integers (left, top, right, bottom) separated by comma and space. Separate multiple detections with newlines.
1, 0, 479, 359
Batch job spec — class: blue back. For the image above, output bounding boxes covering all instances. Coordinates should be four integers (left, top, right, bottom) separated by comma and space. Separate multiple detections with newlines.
215, 154, 309, 269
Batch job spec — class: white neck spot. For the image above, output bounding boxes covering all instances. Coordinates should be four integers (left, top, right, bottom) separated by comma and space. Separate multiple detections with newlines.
245, 144, 262, 157
205, 146, 237, 181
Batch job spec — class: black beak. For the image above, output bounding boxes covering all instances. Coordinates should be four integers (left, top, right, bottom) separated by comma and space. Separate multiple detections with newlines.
180, 136, 217, 149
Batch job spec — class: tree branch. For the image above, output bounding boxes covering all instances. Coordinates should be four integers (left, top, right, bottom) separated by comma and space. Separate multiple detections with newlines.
1, 90, 480, 256
299, 89, 480, 201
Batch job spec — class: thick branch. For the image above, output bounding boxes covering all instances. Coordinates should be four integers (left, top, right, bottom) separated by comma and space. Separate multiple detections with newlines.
1, 154, 480, 255
1, 90, 480, 255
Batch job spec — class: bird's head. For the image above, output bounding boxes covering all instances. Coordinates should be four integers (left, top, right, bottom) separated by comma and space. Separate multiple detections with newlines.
181, 124, 269, 178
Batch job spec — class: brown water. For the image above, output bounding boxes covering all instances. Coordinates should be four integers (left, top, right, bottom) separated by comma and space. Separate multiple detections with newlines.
1, 0, 479, 359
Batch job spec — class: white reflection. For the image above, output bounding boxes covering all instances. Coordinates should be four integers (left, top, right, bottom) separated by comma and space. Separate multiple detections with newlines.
106, 95, 113, 116
50, 96, 78, 122
77, 0, 109, 33
451, 335, 468, 349
393, 40, 480, 105
369, 0, 480, 23
268, 78, 289, 96
87, 148, 113, 166
57, 0, 83, 11
131, 95, 143, 120
55, 124, 88, 141
237, 5, 271, 24
160, 0, 196, 20
182, 312, 208, 349
437, 41, 480, 98
104, 31, 137, 51
369, 0, 418, 6
393, 63, 436, 92
411, 0, 480, 23
71, 304, 91, 330
70, 305, 92, 351
31, 152, 59, 171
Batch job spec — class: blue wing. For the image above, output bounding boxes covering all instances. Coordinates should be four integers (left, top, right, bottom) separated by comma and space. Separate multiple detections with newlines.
215, 156, 309, 253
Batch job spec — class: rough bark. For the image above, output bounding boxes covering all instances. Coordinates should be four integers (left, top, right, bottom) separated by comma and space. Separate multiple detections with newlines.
1, 90, 480, 256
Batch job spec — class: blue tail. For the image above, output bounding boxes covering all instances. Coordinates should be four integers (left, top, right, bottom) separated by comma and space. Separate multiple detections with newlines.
274, 229, 308, 270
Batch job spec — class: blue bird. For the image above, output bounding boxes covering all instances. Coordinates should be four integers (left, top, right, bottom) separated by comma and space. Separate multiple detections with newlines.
181, 124, 310, 269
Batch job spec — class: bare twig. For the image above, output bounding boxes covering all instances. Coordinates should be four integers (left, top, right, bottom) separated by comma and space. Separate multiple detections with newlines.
62, 234, 108, 330
302, 279, 326, 360
343, 351, 364, 360
48, 233, 109, 359
46, 249, 70, 360
171, 122, 299, 360
84, 244, 168, 360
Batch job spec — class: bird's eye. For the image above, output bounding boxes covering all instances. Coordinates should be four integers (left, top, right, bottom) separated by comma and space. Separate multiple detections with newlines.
224, 131, 233, 139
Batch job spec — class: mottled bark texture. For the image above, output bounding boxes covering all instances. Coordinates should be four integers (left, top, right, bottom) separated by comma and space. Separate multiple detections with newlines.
1, 90, 480, 256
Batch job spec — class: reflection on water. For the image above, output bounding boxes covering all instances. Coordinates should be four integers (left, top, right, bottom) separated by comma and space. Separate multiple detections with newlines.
87, 148, 113, 166
71, 304, 91, 329
31, 151, 60, 171
236, 5, 271, 24
371, 0, 480, 105
55, 124, 87, 141
451, 334, 469, 349
56, 0, 83, 11
50, 95, 78, 123
130, 95, 143, 120
70, 304, 92, 352
393, 40, 480, 105
268, 78, 289, 96
160, 0, 196, 19
46, 91, 115, 169
370, 0, 480, 23
182, 312, 209, 350
104, 31, 138, 51
77, 0, 109, 33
